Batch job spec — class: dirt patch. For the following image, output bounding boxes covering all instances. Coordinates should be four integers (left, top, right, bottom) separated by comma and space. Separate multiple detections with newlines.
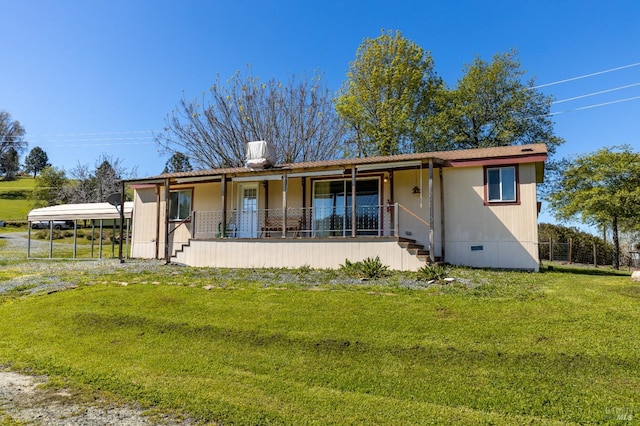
0, 370, 189, 425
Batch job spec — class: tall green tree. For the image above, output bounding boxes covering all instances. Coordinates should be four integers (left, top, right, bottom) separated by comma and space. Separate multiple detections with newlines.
163, 152, 193, 173
548, 146, 640, 269
0, 147, 19, 180
31, 166, 68, 208
157, 68, 344, 168
335, 29, 442, 156
427, 51, 563, 155
0, 111, 27, 159
24, 146, 50, 178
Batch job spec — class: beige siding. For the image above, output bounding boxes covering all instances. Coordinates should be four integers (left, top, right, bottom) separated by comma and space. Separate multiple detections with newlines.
173, 239, 426, 271
392, 168, 442, 255
130, 187, 159, 259
443, 163, 539, 271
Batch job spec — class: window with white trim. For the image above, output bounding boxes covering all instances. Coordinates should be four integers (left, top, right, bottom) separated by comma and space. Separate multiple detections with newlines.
169, 189, 192, 221
486, 166, 516, 202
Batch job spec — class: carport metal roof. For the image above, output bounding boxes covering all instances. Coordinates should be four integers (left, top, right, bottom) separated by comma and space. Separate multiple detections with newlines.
27, 202, 133, 221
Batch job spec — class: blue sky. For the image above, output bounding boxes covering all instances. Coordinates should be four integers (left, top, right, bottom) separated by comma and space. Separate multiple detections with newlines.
2, 0, 639, 226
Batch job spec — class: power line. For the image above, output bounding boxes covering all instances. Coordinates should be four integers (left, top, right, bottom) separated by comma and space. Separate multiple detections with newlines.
26, 130, 158, 137
552, 82, 640, 104
39, 141, 155, 148
533, 62, 640, 89
549, 95, 640, 116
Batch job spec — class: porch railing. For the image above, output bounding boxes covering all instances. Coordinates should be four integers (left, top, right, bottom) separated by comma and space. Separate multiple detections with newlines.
191, 203, 429, 240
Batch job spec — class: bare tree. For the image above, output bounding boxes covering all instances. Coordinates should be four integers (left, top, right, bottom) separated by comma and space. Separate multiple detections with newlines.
156, 68, 345, 169
64, 162, 95, 204
65, 154, 137, 204
0, 111, 27, 159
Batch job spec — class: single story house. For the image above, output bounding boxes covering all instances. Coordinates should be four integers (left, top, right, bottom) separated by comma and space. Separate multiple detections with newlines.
126, 143, 547, 271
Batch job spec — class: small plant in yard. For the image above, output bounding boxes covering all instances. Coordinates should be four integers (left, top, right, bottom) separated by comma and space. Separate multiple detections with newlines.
339, 256, 389, 279
417, 263, 449, 282
296, 264, 312, 276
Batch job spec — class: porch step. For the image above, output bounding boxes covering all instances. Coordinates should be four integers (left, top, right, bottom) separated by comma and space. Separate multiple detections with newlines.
397, 237, 440, 264
171, 239, 193, 262
408, 248, 429, 256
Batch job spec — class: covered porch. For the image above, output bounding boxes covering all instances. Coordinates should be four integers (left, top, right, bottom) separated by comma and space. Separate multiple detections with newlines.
160, 159, 443, 265
127, 153, 447, 270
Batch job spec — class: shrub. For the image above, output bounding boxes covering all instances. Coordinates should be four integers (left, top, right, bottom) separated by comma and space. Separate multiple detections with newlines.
416, 264, 449, 282
34, 230, 65, 240
340, 256, 389, 279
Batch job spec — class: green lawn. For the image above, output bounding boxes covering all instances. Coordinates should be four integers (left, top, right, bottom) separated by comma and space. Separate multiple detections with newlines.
0, 176, 35, 221
0, 258, 638, 424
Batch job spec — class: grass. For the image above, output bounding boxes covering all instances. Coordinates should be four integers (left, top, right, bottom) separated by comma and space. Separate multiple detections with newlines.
0, 252, 638, 424
0, 177, 35, 221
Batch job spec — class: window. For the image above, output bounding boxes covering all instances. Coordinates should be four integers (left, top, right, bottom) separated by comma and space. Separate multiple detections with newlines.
486, 166, 517, 203
169, 189, 192, 221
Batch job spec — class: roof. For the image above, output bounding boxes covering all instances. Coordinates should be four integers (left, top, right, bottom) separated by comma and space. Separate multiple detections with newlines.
127, 143, 548, 184
27, 202, 134, 221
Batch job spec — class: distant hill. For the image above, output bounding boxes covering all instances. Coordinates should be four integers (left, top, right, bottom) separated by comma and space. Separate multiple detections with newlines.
0, 176, 36, 221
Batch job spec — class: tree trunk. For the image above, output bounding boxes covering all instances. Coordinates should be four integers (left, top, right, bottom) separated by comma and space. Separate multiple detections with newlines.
612, 215, 620, 270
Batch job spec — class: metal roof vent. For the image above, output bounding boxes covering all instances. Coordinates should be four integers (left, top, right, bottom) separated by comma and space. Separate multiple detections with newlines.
245, 140, 276, 169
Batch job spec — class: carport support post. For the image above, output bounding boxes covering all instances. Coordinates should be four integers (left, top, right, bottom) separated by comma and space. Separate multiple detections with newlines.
91, 222, 95, 258
48, 221, 53, 259
73, 221, 78, 259
99, 219, 104, 259
27, 223, 31, 258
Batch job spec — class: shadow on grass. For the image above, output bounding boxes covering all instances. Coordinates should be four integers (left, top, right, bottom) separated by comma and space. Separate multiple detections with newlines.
540, 262, 631, 277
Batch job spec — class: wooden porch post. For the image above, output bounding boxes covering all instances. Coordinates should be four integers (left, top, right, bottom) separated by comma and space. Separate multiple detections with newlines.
155, 184, 160, 259
351, 166, 356, 237
429, 160, 435, 263
439, 166, 445, 262
301, 177, 307, 233
282, 173, 288, 238
164, 178, 171, 264
221, 174, 227, 237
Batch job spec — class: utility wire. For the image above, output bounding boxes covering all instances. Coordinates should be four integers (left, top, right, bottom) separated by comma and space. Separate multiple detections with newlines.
549, 95, 640, 116
552, 82, 640, 104
534, 62, 640, 89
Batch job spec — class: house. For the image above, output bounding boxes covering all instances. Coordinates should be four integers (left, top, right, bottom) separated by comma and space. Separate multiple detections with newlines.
126, 143, 547, 271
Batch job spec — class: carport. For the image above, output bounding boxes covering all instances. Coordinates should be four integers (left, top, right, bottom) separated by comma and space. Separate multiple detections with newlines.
27, 202, 133, 260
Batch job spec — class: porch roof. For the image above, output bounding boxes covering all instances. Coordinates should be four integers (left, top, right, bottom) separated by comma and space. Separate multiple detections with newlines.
127, 143, 548, 185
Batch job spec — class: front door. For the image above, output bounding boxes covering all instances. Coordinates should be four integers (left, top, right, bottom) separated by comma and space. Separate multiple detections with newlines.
237, 184, 258, 238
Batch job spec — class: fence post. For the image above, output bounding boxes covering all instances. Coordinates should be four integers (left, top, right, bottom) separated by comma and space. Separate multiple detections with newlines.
550, 239, 553, 262
568, 238, 573, 264
593, 242, 597, 267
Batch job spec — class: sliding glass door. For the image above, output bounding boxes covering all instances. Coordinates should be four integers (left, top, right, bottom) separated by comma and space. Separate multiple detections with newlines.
312, 178, 379, 237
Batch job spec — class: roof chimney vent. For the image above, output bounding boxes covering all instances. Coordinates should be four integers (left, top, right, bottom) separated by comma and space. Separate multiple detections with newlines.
245, 141, 276, 169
